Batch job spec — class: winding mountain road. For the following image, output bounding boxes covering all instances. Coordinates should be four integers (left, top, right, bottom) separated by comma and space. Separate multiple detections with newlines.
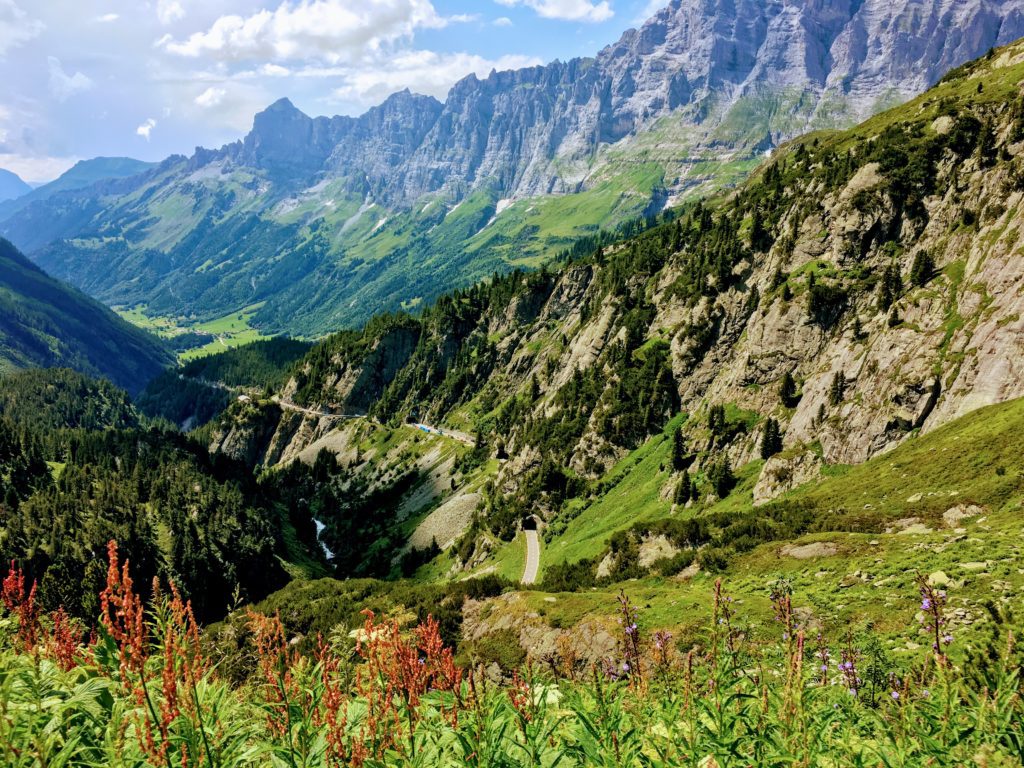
272, 396, 365, 421
272, 397, 474, 446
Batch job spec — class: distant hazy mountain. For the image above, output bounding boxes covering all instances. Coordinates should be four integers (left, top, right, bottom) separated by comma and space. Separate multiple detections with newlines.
4, 0, 1024, 336
0, 169, 31, 203
0, 238, 172, 393
0, 157, 156, 222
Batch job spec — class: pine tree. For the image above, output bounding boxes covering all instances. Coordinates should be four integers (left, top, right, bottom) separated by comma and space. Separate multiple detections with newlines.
708, 457, 735, 498
910, 251, 935, 287
672, 427, 687, 471
779, 371, 799, 407
760, 418, 783, 459
878, 264, 903, 311
707, 405, 726, 436
528, 375, 540, 402
674, 470, 691, 505
829, 371, 847, 406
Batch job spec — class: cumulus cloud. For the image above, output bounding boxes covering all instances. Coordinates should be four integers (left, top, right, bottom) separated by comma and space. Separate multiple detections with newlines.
331, 50, 542, 105
48, 57, 94, 102
0, 153, 77, 184
162, 0, 447, 64
136, 118, 157, 139
0, 0, 44, 55
96, 13, 120, 23
494, 16, 513, 26
195, 86, 226, 107
494, 0, 613, 23
157, 0, 185, 25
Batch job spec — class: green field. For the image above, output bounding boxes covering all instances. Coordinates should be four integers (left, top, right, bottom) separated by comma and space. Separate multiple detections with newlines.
115, 303, 270, 361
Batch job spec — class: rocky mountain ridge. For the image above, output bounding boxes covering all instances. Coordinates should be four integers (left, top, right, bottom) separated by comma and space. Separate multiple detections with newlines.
5, 1, 1024, 334
204, 0, 1024, 206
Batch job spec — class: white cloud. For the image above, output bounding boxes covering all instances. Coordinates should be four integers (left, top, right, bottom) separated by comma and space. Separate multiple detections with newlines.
632, 0, 663, 25
0, 0, 44, 55
195, 86, 226, 107
136, 118, 157, 139
494, 0, 613, 23
48, 57, 94, 102
96, 13, 120, 23
331, 50, 542, 105
157, 0, 185, 25
0, 153, 78, 185
494, 16, 513, 26
162, 0, 447, 64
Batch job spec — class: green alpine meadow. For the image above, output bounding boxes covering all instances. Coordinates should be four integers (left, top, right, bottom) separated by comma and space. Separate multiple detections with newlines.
3, 1, 1024, 766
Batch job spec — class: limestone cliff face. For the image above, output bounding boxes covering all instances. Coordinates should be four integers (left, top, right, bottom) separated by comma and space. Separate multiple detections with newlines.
215, 0, 1024, 206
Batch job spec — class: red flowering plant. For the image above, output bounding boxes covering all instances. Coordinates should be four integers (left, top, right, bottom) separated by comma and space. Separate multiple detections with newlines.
351, 609, 465, 762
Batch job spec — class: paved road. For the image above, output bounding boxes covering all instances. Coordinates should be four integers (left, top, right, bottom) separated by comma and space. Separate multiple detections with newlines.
272, 396, 365, 421
522, 529, 540, 585
273, 397, 475, 448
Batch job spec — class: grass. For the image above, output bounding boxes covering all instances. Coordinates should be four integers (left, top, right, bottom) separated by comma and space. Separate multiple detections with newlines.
3, 552, 1023, 768
115, 304, 270, 362
471, 395, 1024, 646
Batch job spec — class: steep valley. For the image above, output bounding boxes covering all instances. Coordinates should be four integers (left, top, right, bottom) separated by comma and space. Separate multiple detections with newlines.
190, 38, 1024, 654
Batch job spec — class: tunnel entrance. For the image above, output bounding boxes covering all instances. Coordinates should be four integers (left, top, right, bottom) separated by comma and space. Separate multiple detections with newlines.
522, 515, 539, 531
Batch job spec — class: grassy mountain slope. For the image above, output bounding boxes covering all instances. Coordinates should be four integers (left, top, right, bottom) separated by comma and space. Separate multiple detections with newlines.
0, 238, 172, 394
198, 37, 1024, 648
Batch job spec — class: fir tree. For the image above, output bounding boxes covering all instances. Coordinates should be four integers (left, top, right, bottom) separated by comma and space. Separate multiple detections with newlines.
672, 427, 687, 471
779, 371, 799, 408
760, 418, 783, 459
829, 371, 847, 406
910, 251, 935, 287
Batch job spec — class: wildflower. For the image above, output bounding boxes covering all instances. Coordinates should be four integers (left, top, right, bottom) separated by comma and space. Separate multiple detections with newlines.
891, 691, 900, 700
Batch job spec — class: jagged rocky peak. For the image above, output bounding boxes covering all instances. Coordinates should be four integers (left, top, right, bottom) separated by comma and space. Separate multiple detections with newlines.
225, 0, 1024, 203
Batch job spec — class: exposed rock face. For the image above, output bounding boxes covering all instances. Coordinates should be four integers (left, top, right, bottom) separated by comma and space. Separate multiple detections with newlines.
208, 0, 1024, 206
754, 452, 825, 506
211, 38, 1024, 518
8, 1, 1024, 338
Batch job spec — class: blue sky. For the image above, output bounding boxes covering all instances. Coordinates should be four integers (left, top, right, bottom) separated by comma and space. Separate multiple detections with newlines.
0, 0, 664, 184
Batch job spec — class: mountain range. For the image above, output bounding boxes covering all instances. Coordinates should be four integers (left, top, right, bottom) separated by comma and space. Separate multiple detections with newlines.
205, 35, 1024, 582
4, 0, 1024, 336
